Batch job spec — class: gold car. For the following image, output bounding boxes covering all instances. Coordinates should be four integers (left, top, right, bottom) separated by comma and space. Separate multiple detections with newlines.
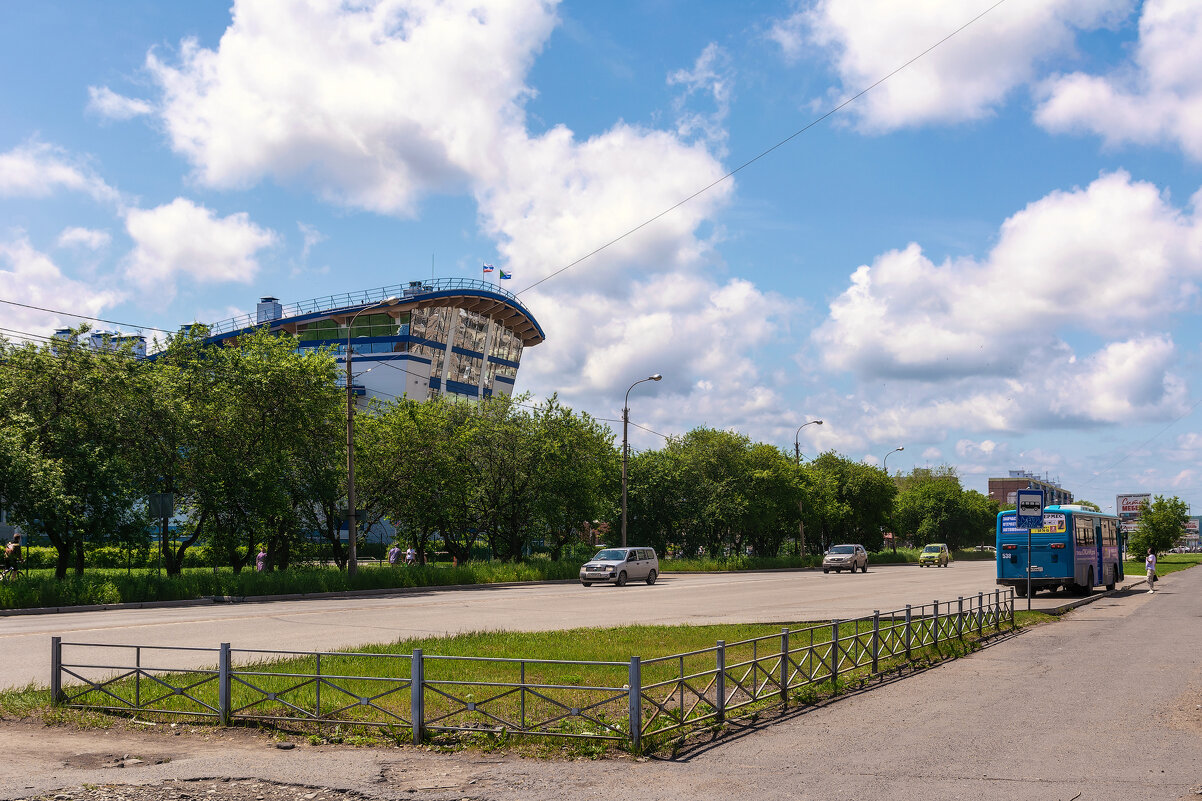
918, 543, 950, 567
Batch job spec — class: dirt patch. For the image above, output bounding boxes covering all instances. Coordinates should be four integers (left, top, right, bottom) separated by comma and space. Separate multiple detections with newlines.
59, 752, 172, 770
26, 778, 369, 801
1166, 685, 1202, 737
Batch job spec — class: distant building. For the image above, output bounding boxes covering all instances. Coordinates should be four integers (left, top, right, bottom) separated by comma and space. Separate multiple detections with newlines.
188, 278, 544, 404
988, 470, 1073, 508
53, 328, 147, 358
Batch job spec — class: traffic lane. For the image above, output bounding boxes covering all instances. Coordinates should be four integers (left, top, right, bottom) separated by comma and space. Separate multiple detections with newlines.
3, 562, 1006, 689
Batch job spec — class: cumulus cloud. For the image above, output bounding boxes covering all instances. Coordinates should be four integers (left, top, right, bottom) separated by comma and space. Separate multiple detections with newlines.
123, 198, 277, 287
0, 235, 122, 336
1036, 0, 1202, 160
813, 171, 1202, 381
0, 141, 121, 204
145, 0, 560, 214
771, 0, 1133, 131
56, 227, 112, 251
87, 86, 155, 120
807, 172, 1198, 444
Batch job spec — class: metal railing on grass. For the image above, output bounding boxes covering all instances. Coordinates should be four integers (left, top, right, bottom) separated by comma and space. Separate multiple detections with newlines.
51, 589, 1014, 750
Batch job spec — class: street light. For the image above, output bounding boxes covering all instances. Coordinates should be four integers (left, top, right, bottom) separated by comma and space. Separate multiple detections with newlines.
794, 419, 824, 465
621, 373, 662, 548
346, 296, 398, 577
883, 446, 904, 474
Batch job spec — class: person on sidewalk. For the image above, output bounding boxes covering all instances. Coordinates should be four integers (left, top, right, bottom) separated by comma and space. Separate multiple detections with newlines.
1145, 548, 1157, 593
387, 544, 401, 566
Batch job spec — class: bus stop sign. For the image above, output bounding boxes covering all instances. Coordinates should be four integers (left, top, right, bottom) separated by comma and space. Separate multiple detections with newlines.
1016, 489, 1045, 530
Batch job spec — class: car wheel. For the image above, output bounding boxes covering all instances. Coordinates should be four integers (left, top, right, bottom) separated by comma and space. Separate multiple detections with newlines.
823, 568, 829, 574
861, 562, 868, 573
581, 581, 592, 587
615, 571, 627, 587
646, 569, 657, 585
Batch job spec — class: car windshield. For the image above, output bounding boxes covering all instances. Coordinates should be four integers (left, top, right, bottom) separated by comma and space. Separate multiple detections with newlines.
592, 549, 628, 561
923, 545, 941, 553
829, 545, 854, 554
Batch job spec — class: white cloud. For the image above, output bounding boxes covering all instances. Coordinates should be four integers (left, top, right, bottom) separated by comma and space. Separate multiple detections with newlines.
0, 235, 122, 336
297, 222, 325, 259
668, 43, 733, 154
123, 198, 277, 288
772, 0, 1133, 131
56, 227, 111, 251
813, 172, 1202, 381
145, 0, 560, 214
1036, 0, 1202, 160
921, 446, 942, 460
87, 86, 155, 120
0, 141, 120, 204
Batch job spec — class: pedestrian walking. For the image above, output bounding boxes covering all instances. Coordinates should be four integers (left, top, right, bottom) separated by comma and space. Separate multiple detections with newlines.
387, 544, 401, 566
405, 546, 416, 566
256, 548, 267, 572
1145, 548, 1156, 593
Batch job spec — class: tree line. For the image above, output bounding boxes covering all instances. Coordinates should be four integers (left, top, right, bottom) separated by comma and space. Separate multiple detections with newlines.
1, 327, 1002, 579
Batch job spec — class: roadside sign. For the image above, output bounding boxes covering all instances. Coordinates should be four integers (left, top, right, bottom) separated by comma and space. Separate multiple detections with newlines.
148, 492, 174, 519
1016, 489, 1045, 529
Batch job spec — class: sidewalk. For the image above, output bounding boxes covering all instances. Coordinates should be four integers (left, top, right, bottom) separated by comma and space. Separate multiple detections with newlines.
3, 564, 1200, 800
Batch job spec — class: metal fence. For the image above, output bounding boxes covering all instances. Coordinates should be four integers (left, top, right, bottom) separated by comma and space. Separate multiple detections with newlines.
52, 589, 1014, 749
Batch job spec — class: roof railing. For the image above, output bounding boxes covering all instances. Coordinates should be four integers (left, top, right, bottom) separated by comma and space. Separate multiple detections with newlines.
204, 278, 527, 337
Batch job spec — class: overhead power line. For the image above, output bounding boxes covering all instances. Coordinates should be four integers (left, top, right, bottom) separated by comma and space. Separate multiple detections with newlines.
516, 0, 1009, 296
0, 298, 174, 334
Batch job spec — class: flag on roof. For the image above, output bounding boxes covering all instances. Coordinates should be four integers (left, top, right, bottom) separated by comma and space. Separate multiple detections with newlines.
482, 263, 495, 273
499, 270, 512, 280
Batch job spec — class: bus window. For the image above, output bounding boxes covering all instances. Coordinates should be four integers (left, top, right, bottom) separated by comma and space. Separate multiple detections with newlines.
1075, 516, 1096, 546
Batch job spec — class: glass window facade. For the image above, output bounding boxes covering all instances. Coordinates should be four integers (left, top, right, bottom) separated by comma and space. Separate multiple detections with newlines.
490, 325, 523, 363
411, 307, 451, 343
456, 308, 490, 354
298, 319, 341, 342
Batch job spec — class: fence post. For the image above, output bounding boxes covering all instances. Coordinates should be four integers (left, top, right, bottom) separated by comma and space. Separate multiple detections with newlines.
994, 589, 1001, 630
411, 649, 424, 744
218, 642, 231, 726
780, 628, 789, 704
1010, 588, 1016, 627
715, 641, 726, 723
904, 605, 912, 660
933, 601, 940, 647
628, 657, 642, 753
50, 637, 62, 706
830, 621, 840, 685
871, 611, 880, 674
957, 597, 964, 639
978, 592, 984, 635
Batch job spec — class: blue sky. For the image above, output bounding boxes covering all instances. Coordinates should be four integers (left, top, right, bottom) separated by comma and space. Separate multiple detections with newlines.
3, 0, 1202, 513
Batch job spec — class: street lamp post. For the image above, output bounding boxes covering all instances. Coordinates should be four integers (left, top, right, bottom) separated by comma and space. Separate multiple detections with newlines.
793, 419, 824, 465
792, 419, 823, 560
883, 446, 904, 474
345, 297, 397, 577
621, 374, 662, 548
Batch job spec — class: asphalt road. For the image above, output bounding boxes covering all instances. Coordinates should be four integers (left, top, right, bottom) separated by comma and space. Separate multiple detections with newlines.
2, 562, 1197, 800
4, 561, 1082, 689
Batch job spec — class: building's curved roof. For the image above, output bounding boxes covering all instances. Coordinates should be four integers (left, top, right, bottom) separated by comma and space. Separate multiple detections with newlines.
203, 278, 545, 346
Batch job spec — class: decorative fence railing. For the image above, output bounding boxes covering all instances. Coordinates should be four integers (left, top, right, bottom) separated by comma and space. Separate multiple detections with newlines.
52, 589, 1014, 750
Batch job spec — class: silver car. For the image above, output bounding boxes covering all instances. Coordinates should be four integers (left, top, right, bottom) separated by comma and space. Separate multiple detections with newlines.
823, 543, 868, 573
580, 547, 659, 587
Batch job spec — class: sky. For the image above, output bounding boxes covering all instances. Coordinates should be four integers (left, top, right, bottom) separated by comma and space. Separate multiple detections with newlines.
2, 0, 1202, 515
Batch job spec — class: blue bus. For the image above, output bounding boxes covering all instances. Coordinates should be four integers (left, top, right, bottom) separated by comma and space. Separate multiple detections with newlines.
996, 505, 1124, 595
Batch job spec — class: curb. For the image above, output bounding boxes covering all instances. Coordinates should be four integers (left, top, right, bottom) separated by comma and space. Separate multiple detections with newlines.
1041, 575, 1152, 616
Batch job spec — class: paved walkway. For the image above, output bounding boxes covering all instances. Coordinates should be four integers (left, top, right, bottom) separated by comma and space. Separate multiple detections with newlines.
3, 565, 1200, 799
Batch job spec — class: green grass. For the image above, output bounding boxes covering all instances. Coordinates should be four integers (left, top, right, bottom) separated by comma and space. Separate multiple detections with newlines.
1123, 552, 1202, 579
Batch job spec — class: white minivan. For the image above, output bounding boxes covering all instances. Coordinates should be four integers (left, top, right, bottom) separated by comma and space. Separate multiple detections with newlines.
579, 547, 659, 587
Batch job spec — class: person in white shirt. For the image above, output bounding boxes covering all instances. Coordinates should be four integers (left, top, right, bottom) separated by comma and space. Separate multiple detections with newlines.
1145, 548, 1157, 594
405, 547, 417, 565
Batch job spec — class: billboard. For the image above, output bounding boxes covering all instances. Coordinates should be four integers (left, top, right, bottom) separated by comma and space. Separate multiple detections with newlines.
1117, 493, 1151, 535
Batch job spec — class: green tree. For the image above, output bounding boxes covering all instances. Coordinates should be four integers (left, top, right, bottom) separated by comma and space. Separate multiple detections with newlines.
806, 452, 895, 552
1129, 495, 1189, 556
0, 330, 149, 577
